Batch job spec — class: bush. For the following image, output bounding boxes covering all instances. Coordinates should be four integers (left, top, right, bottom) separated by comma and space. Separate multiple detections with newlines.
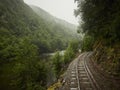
81, 35, 94, 51
64, 41, 79, 64
52, 52, 62, 78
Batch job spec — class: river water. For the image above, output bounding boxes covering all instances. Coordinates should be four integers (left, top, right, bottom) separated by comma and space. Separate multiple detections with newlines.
40, 50, 65, 60
42, 50, 65, 56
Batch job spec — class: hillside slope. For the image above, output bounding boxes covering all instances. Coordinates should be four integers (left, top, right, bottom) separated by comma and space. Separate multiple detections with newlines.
30, 5, 77, 34
29, 5, 78, 51
0, 0, 78, 90
0, 0, 78, 54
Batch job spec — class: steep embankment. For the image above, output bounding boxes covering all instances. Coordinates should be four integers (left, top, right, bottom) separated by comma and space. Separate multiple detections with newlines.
92, 39, 120, 77
75, 0, 120, 77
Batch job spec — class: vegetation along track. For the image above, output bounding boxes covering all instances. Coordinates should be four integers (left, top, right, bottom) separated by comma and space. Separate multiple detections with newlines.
61, 52, 100, 90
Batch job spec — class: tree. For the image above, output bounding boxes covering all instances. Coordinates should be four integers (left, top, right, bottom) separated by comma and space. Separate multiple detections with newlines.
64, 41, 79, 64
52, 52, 62, 78
81, 35, 94, 51
75, 0, 120, 41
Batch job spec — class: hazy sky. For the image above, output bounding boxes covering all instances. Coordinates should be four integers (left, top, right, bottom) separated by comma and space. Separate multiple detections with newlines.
23, 0, 78, 25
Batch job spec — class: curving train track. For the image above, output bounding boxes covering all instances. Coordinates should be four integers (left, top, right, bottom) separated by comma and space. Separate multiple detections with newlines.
61, 52, 100, 90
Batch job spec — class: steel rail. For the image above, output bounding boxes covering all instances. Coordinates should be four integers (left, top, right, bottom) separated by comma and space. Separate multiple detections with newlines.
84, 53, 101, 90
76, 59, 81, 90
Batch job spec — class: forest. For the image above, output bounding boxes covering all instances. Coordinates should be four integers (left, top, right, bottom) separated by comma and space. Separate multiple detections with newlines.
0, 0, 79, 90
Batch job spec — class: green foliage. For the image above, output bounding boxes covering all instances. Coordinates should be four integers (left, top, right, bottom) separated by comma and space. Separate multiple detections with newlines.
75, 0, 120, 52
81, 35, 94, 51
52, 52, 62, 78
64, 41, 79, 64
51, 41, 79, 79
75, 0, 120, 42
0, 36, 47, 90
12, 61, 47, 90
64, 47, 74, 64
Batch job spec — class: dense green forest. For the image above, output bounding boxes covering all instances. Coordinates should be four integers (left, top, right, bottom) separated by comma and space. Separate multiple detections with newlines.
75, 0, 120, 76
0, 0, 79, 90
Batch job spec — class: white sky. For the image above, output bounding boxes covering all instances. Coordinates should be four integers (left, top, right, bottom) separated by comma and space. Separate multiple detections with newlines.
23, 0, 78, 25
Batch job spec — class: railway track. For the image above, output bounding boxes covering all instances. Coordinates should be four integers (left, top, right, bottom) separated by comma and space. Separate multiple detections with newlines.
77, 53, 100, 90
63, 53, 100, 90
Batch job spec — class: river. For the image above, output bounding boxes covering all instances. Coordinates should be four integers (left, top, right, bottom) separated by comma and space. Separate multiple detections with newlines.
42, 50, 65, 56
40, 50, 65, 59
